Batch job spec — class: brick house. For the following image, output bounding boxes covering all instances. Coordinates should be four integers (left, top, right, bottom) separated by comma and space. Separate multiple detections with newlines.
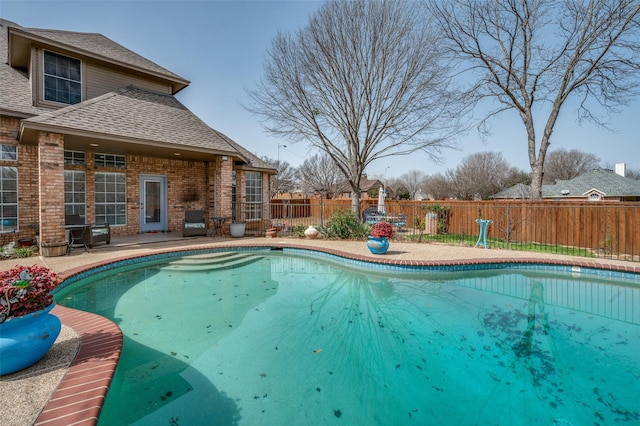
0, 19, 276, 244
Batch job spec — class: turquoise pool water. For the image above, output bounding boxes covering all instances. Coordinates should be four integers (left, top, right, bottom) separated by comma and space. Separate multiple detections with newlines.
55, 250, 640, 425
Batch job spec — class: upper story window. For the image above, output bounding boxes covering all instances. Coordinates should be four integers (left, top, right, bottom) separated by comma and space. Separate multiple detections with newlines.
0, 145, 17, 161
94, 153, 126, 168
44, 51, 82, 105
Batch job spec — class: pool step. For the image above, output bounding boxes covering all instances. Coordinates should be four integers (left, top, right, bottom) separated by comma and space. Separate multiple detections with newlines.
161, 252, 262, 272
168, 251, 248, 265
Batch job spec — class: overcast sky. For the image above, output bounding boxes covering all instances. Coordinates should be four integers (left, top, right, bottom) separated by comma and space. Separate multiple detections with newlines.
2, 0, 638, 179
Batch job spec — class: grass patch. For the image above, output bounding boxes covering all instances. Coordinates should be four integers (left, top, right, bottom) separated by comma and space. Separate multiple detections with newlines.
407, 233, 596, 258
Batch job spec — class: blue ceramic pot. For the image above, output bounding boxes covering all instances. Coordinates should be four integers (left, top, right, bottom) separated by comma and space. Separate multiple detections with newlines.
367, 236, 389, 254
0, 303, 61, 375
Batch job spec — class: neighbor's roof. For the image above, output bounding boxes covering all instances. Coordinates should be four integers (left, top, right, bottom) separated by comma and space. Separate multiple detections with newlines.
20, 85, 244, 157
491, 183, 532, 199
543, 169, 640, 198
492, 169, 640, 199
337, 176, 383, 194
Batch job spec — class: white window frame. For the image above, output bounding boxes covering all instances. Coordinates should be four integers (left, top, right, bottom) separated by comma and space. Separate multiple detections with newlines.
95, 172, 127, 225
0, 166, 18, 233
64, 170, 86, 219
94, 153, 126, 168
246, 171, 263, 220
0, 145, 17, 161
64, 150, 86, 165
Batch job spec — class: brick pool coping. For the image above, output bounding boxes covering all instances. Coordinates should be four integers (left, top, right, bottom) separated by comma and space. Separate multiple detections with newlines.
36, 243, 640, 425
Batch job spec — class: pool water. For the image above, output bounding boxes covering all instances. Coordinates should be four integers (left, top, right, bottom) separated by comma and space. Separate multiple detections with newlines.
55, 251, 640, 425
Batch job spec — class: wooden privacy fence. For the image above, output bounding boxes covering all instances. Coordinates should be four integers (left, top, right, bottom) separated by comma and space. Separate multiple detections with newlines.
258, 199, 640, 262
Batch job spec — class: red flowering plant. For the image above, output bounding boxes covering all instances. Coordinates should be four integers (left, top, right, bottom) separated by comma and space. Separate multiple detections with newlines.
0, 265, 59, 324
370, 221, 395, 239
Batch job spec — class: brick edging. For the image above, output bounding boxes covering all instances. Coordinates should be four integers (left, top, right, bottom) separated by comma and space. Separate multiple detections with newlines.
35, 305, 122, 425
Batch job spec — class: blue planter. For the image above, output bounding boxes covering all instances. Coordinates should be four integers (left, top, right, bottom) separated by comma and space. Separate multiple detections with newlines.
0, 303, 61, 375
367, 236, 389, 254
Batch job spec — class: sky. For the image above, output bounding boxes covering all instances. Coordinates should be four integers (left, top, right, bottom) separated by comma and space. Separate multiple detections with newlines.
2, 0, 638, 180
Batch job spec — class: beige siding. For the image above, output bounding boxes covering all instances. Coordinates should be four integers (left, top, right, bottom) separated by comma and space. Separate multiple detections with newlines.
32, 47, 172, 109
85, 62, 171, 98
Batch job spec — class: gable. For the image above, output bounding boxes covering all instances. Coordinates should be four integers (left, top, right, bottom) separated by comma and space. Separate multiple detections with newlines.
7, 23, 189, 94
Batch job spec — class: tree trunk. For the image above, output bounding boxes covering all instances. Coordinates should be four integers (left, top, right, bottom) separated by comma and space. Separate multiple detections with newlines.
530, 161, 544, 200
351, 189, 361, 215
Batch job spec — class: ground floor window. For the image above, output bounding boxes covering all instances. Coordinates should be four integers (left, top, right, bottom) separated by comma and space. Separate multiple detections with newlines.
95, 172, 126, 225
246, 171, 263, 220
0, 166, 17, 233
64, 170, 86, 219
1, 145, 17, 161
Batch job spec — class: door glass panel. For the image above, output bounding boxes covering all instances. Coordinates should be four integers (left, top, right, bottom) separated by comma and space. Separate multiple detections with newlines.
145, 181, 160, 224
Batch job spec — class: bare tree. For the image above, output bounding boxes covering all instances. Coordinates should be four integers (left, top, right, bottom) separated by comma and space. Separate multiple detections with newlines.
623, 167, 640, 179
429, 0, 640, 199
261, 157, 296, 197
398, 170, 426, 200
297, 153, 342, 198
422, 173, 453, 200
446, 152, 522, 200
543, 149, 601, 183
248, 0, 464, 212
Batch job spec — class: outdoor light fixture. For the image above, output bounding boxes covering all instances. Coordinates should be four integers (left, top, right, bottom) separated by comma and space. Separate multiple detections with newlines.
222, 155, 228, 161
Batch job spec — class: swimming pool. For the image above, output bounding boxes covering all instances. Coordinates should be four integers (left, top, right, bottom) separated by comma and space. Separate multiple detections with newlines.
55, 248, 640, 425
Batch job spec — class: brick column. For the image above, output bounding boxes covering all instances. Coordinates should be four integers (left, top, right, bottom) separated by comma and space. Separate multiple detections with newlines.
262, 172, 271, 220
213, 156, 233, 218
38, 132, 65, 242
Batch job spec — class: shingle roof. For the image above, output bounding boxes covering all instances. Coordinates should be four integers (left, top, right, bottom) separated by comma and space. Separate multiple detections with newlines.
7, 20, 188, 87
22, 85, 244, 155
337, 176, 383, 194
0, 20, 50, 117
211, 130, 276, 171
492, 169, 640, 199
491, 183, 532, 199
543, 169, 640, 197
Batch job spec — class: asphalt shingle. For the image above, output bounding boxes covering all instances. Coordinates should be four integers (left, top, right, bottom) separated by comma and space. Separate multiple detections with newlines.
23, 85, 238, 153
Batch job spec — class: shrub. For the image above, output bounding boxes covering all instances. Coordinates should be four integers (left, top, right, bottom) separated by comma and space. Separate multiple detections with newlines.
292, 225, 307, 238
324, 209, 369, 240
14, 247, 35, 258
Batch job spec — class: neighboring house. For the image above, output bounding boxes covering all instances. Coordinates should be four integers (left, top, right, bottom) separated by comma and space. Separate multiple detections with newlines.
337, 175, 385, 199
492, 166, 640, 201
0, 19, 276, 244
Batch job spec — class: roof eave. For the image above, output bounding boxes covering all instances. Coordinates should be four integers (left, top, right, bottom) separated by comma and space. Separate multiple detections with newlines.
19, 122, 238, 159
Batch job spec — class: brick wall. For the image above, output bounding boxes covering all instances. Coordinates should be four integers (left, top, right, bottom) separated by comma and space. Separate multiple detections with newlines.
1, 117, 40, 243
1, 116, 268, 242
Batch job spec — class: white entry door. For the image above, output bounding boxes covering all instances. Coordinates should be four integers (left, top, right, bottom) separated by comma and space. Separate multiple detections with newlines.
140, 175, 167, 232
